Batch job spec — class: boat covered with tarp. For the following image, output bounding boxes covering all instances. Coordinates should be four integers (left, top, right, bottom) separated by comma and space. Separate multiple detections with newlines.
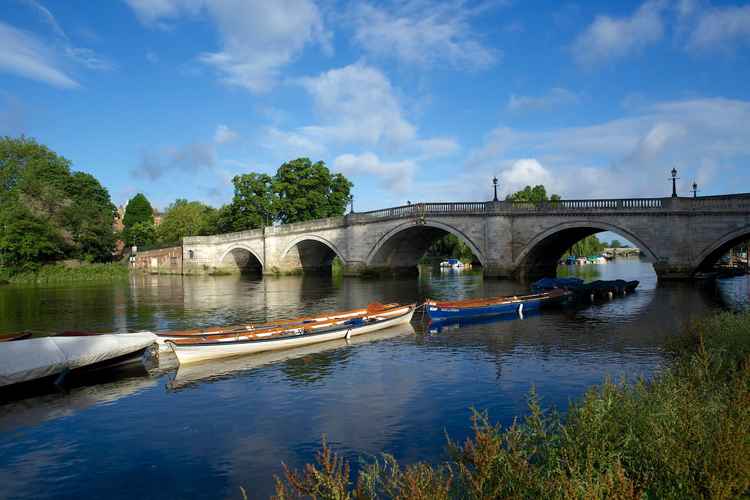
532, 277, 639, 300
0, 333, 158, 389
167, 303, 416, 364
425, 289, 568, 322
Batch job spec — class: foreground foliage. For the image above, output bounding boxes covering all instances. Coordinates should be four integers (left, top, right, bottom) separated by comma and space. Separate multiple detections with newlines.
274, 311, 750, 499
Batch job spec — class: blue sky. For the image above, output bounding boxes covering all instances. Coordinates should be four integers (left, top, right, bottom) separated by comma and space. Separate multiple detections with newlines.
1, 0, 749, 212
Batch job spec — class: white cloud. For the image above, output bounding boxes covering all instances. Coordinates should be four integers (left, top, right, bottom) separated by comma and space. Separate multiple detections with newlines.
463, 98, 750, 199
416, 137, 460, 159
296, 63, 417, 148
688, 4, 750, 50
349, 1, 497, 69
507, 87, 580, 112
0, 21, 78, 88
264, 127, 327, 157
572, 0, 667, 66
213, 124, 238, 145
126, 0, 328, 92
334, 152, 417, 193
498, 159, 556, 194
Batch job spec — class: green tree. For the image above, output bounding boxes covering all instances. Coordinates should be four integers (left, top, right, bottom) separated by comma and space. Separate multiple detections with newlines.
127, 221, 157, 248
506, 185, 561, 203
566, 235, 606, 257
123, 193, 154, 229
0, 136, 117, 269
62, 172, 116, 262
610, 239, 622, 248
273, 158, 352, 224
122, 193, 155, 246
425, 234, 476, 263
222, 173, 276, 232
157, 199, 217, 243
0, 201, 63, 270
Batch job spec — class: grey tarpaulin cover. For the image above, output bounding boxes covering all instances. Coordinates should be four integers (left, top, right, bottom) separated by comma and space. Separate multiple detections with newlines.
0, 332, 157, 387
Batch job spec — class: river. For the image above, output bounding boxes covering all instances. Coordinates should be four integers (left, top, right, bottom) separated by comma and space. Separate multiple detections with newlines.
0, 260, 748, 499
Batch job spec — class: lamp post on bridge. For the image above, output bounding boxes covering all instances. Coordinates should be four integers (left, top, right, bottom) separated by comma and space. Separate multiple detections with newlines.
692, 182, 699, 198
670, 168, 679, 197
492, 176, 499, 202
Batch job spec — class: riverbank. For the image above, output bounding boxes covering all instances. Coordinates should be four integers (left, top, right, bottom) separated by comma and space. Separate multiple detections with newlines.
276, 311, 750, 499
3, 263, 130, 285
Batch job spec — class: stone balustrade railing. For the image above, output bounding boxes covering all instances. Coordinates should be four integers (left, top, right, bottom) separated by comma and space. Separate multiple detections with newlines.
348, 194, 750, 221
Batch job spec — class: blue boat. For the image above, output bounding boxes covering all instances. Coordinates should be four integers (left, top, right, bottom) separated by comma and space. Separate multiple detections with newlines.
425, 289, 568, 322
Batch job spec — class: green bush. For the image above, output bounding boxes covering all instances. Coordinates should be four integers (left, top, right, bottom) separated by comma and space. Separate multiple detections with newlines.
274, 311, 750, 499
8, 262, 129, 284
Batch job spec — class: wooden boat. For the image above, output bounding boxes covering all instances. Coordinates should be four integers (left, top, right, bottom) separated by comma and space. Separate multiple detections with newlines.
167, 303, 416, 364
168, 323, 416, 391
0, 332, 32, 342
156, 303, 400, 340
425, 289, 568, 322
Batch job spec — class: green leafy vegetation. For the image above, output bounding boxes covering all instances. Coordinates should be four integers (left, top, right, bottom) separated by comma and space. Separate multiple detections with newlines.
122, 193, 155, 247
423, 234, 477, 264
0, 136, 116, 273
156, 198, 218, 243
565, 234, 607, 258
506, 184, 561, 203
274, 311, 750, 499
7, 262, 129, 284
218, 158, 352, 232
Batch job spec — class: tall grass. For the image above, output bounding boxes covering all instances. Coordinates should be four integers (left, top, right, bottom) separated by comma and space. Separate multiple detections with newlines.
274, 312, 750, 499
7, 262, 130, 284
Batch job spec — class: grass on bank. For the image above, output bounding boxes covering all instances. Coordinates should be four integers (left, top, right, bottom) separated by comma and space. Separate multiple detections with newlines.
274, 311, 750, 499
3, 262, 130, 285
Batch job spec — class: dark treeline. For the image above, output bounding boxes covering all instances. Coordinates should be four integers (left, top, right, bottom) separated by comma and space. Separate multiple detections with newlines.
0, 137, 352, 274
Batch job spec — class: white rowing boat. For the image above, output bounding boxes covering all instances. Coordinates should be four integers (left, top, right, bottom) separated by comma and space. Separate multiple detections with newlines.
167, 304, 415, 365
155, 303, 400, 341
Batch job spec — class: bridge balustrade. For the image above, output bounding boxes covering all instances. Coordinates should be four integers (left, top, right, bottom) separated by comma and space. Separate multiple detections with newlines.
349, 195, 750, 221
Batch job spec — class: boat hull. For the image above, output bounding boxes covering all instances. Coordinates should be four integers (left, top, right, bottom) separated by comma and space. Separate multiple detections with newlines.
170, 306, 415, 364
427, 298, 543, 321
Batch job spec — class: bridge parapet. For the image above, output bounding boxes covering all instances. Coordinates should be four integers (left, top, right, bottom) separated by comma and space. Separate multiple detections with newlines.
183, 228, 264, 245
348, 194, 750, 221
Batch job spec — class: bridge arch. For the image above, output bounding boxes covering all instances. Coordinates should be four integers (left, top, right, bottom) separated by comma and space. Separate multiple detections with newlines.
693, 224, 750, 272
367, 219, 485, 273
219, 245, 264, 274
514, 220, 659, 281
280, 235, 346, 274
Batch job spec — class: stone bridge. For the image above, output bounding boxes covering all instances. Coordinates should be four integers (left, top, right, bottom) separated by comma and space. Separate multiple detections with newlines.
182, 195, 750, 280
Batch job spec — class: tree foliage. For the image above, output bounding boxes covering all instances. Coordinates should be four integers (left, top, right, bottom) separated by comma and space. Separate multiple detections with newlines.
219, 173, 275, 232
0, 136, 116, 270
219, 158, 352, 232
157, 199, 217, 243
273, 158, 352, 224
425, 233, 476, 262
506, 185, 561, 203
122, 193, 155, 246
566, 235, 606, 257
122, 193, 153, 229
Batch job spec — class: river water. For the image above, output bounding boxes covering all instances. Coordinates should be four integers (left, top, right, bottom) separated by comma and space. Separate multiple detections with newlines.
0, 260, 748, 499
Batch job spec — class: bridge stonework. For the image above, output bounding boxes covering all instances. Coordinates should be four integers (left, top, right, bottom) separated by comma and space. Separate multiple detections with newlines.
182, 196, 750, 280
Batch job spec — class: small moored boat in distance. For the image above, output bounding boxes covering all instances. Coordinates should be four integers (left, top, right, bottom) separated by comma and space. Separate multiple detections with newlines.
439, 258, 464, 269
425, 289, 568, 322
167, 303, 416, 365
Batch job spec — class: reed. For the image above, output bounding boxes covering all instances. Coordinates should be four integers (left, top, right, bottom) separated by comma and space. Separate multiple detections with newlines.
274, 311, 750, 499
7, 263, 130, 284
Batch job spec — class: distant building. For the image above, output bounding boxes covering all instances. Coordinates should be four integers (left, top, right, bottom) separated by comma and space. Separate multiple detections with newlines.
112, 204, 163, 257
